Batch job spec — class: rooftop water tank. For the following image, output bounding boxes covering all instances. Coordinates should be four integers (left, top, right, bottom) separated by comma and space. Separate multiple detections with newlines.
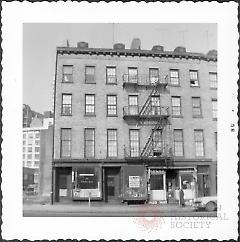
152, 45, 164, 52
113, 43, 125, 50
77, 42, 89, 48
174, 46, 186, 53
130, 38, 141, 50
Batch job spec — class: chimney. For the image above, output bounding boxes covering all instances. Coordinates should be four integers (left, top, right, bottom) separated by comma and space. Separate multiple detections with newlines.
77, 42, 89, 49
130, 38, 141, 50
113, 43, 125, 50
174, 46, 186, 53
206, 49, 217, 58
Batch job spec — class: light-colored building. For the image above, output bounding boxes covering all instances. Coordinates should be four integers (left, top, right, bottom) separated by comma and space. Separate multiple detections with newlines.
52, 40, 217, 204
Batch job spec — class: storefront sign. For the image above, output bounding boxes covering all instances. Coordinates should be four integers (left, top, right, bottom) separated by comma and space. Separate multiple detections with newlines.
129, 176, 140, 188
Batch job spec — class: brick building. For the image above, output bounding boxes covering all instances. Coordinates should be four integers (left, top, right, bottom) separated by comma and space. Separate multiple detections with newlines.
52, 39, 217, 204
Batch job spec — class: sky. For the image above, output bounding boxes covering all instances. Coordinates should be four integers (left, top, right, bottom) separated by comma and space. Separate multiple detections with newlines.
23, 23, 217, 113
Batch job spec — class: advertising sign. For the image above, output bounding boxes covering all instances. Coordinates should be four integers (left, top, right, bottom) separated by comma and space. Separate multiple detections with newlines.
129, 176, 140, 188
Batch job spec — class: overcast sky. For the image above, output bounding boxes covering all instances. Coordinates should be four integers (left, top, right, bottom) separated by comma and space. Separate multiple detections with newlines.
23, 23, 217, 113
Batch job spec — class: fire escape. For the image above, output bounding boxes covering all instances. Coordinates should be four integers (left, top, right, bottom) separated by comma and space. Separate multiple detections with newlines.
123, 73, 173, 168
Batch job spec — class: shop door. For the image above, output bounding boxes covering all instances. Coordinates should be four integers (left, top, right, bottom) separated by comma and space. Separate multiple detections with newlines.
57, 168, 72, 202
166, 169, 179, 203
105, 167, 120, 203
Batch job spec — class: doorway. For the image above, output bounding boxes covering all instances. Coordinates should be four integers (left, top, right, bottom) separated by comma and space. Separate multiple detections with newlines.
104, 167, 121, 203
166, 169, 179, 203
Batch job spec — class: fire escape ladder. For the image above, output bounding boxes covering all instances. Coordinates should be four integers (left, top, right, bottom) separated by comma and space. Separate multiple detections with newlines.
140, 119, 162, 157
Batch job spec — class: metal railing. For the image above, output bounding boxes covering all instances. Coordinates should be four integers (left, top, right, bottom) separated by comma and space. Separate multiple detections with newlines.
123, 74, 168, 86
123, 106, 169, 117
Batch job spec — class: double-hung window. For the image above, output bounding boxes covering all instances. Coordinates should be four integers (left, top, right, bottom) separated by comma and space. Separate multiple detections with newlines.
192, 97, 202, 117
149, 68, 159, 84
129, 130, 140, 157
85, 66, 95, 83
62, 65, 73, 83
128, 95, 138, 115
106, 66, 117, 84
128, 67, 138, 83
107, 129, 117, 157
194, 130, 204, 157
107, 95, 117, 116
85, 94, 95, 116
62, 94, 72, 115
60, 128, 71, 157
152, 129, 162, 156
171, 96, 181, 116
209, 72, 217, 89
84, 128, 95, 158
212, 99, 217, 120
173, 129, 184, 156
151, 97, 160, 115
190, 70, 199, 87
170, 69, 180, 85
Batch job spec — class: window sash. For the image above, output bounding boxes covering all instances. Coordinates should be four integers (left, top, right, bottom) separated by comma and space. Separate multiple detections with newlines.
63, 66, 73, 82
84, 129, 95, 158
107, 95, 117, 116
85, 66, 95, 83
190, 71, 199, 86
192, 97, 201, 116
130, 130, 139, 157
194, 130, 204, 156
128, 68, 138, 83
149, 68, 159, 84
174, 130, 184, 156
171, 97, 181, 116
106, 67, 116, 84
212, 100, 217, 119
62, 94, 72, 115
209, 72, 217, 88
85, 95, 95, 115
107, 130, 117, 157
170, 70, 179, 85
61, 129, 71, 157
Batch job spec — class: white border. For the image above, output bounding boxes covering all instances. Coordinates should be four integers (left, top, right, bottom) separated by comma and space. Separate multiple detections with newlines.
2, 2, 238, 240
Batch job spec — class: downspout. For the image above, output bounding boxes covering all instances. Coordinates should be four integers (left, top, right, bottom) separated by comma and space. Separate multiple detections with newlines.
51, 49, 58, 205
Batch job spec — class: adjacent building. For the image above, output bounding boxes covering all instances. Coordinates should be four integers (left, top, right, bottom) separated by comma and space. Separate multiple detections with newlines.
23, 111, 53, 197
52, 39, 217, 204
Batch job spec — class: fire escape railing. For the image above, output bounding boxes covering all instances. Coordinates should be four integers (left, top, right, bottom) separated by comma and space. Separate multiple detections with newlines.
123, 74, 168, 87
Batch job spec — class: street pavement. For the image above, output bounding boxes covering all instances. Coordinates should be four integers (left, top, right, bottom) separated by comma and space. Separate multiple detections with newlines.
23, 202, 217, 217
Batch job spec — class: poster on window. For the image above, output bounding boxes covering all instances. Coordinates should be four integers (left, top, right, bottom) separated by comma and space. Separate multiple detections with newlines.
129, 176, 140, 188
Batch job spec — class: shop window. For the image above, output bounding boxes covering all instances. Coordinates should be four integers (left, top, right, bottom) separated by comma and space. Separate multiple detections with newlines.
60, 128, 71, 157
194, 130, 204, 157
192, 97, 202, 117
173, 129, 184, 156
62, 94, 72, 116
149, 68, 159, 84
171, 96, 181, 116
150, 174, 164, 190
129, 129, 140, 157
170, 69, 180, 85
62, 65, 73, 83
84, 128, 95, 158
209, 72, 217, 89
106, 66, 117, 84
107, 95, 117, 116
85, 66, 95, 84
128, 67, 138, 83
107, 129, 117, 157
189, 70, 199, 87
85, 94, 95, 116
181, 173, 194, 189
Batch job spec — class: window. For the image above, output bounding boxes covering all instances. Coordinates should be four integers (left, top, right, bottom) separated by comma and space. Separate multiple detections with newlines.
152, 129, 162, 156
107, 95, 117, 116
62, 65, 73, 83
150, 173, 164, 190
149, 68, 159, 84
170, 69, 180, 85
27, 154, 32, 159
35, 140, 40, 146
174, 129, 184, 156
84, 128, 95, 158
128, 67, 138, 83
23, 133, 26, 139
212, 99, 217, 119
215, 132, 217, 150
190, 70, 199, 87
151, 97, 160, 115
107, 129, 117, 157
85, 94, 95, 115
128, 95, 138, 115
129, 130, 140, 157
23, 147, 26, 153
28, 147, 32, 152
85, 66, 95, 83
192, 97, 202, 117
27, 161, 32, 167
35, 132, 40, 139
60, 128, 71, 157
34, 161, 39, 167
209, 72, 217, 89
35, 154, 40, 160
62, 94, 72, 115
194, 130, 204, 157
106, 66, 117, 84
35, 147, 40, 153
171, 96, 181, 116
